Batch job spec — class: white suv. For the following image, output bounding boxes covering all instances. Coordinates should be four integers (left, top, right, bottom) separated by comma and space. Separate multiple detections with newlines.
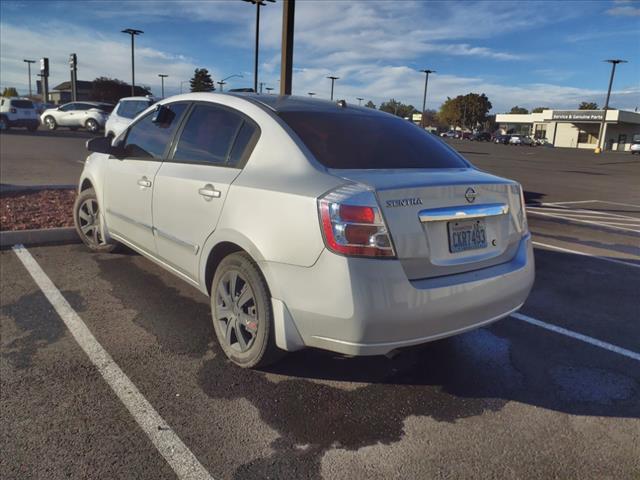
40, 101, 113, 133
105, 96, 156, 139
0, 97, 39, 131
75, 93, 534, 368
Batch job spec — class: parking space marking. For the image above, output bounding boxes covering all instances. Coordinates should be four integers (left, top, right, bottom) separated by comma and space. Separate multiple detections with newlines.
12, 245, 215, 480
532, 241, 640, 269
512, 312, 640, 362
526, 207, 640, 233
541, 200, 640, 209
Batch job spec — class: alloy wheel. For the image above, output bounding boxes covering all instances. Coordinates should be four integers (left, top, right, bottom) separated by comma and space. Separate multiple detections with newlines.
77, 198, 105, 246
215, 271, 259, 353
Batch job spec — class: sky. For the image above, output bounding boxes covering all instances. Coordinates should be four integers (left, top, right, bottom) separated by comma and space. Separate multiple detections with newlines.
1, 0, 639, 113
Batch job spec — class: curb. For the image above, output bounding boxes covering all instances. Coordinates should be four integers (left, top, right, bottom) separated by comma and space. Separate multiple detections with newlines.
0, 227, 80, 248
0, 184, 76, 194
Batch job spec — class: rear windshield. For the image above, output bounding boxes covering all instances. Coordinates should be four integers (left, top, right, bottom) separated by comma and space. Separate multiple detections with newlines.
11, 100, 34, 109
279, 111, 469, 169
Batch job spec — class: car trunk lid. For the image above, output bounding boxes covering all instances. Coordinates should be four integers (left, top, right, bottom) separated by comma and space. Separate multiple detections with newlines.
329, 168, 526, 280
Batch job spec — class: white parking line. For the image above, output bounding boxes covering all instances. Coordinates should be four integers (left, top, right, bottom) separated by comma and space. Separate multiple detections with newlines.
532, 241, 640, 269
511, 312, 640, 362
12, 245, 215, 480
527, 209, 640, 233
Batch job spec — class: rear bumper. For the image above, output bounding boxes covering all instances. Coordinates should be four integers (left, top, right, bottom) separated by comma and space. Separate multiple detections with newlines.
265, 234, 534, 356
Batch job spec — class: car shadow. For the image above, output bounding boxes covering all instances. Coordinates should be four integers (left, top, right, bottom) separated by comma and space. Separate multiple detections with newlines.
86, 244, 638, 479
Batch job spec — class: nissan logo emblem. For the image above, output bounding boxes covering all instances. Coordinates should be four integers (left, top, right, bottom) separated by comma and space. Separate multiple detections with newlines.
465, 187, 477, 203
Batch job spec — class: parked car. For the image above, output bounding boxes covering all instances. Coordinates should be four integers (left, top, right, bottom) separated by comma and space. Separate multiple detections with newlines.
105, 96, 156, 139
509, 135, 534, 146
34, 102, 55, 115
75, 93, 534, 368
0, 97, 39, 131
440, 130, 456, 138
41, 101, 114, 133
471, 132, 491, 142
630, 134, 640, 154
458, 131, 473, 140
534, 137, 552, 147
494, 134, 511, 144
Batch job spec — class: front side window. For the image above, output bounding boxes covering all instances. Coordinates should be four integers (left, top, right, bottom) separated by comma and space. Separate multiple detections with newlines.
173, 104, 244, 165
279, 110, 469, 169
123, 103, 188, 159
58, 103, 76, 112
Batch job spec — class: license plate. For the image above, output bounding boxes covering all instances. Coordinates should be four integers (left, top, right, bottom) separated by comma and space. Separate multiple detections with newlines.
448, 219, 487, 253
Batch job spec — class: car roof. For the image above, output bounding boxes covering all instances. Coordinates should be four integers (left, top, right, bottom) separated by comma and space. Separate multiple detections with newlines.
118, 96, 156, 102
227, 92, 378, 115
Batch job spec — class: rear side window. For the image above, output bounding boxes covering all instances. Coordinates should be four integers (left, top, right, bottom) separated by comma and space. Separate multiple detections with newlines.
173, 104, 243, 165
123, 103, 188, 159
279, 111, 469, 169
11, 100, 34, 109
228, 122, 258, 167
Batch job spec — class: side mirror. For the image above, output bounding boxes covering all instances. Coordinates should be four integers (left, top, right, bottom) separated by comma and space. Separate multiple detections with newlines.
86, 136, 121, 156
151, 104, 175, 124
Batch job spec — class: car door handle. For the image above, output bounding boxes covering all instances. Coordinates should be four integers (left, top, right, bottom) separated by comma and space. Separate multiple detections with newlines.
137, 177, 152, 188
198, 184, 221, 199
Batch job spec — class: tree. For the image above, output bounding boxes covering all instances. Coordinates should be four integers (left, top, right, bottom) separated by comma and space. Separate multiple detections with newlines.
578, 101, 598, 110
2, 87, 19, 97
509, 106, 529, 114
438, 93, 492, 128
421, 109, 446, 128
532, 107, 548, 113
190, 68, 215, 92
364, 100, 376, 109
90, 77, 150, 103
379, 99, 417, 118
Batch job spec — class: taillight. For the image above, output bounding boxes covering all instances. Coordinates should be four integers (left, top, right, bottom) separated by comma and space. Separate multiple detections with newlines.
516, 183, 528, 233
318, 184, 395, 258
10, 107, 17, 113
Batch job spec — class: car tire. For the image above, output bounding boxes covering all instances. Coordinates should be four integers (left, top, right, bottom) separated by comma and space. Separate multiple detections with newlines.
44, 116, 57, 130
211, 252, 284, 368
0, 115, 9, 131
85, 118, 99, 133
73, 188, 118, 253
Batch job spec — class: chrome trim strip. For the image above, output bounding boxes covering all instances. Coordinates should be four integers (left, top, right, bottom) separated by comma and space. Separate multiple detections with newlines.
153, 227, 199, 255
418, 203, 509, 223
106, 208, 153, 231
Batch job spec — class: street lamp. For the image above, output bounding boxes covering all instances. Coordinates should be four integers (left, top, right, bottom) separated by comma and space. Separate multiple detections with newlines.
23, 59, 35, 97
327, 75, 339, 101
121, 28, 144, 96
308, 92, 316, 97
158, 74, 168, 98
356, 97, 364, 106
266, 87, 274, 94
217, 74, 243, 92
242, 0, 275, 93
420, 69, 435, 128
595, 59, 627, 153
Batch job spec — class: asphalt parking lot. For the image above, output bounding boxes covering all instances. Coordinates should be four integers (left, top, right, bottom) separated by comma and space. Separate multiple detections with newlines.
1, 132, 639, 479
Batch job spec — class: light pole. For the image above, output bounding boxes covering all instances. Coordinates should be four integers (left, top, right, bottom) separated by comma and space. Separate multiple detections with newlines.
356, 97, 363, 106
217, 74, 243, 92
596, 59, 627, 153
266, 87, 274, 94
327, 75, 339, 100
420, 69, 435, 128
242, 0, 275, 93
23, 59, 35, 97
308, 92, 316, 97
122, 28, 144, 96
158, 74, 168, 98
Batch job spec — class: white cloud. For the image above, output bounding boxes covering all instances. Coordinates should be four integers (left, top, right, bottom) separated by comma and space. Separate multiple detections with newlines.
607, 0, 640, 16
0, 21, 204, 97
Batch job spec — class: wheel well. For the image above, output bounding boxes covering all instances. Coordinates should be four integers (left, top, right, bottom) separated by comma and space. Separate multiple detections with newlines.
80, 179, 93, 192
204, 242, 244, 294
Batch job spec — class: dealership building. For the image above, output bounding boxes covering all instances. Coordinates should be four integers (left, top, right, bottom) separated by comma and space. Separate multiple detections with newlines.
495, 109, 640, 151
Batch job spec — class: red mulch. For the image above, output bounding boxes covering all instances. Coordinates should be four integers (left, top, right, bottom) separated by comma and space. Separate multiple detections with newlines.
0, 189, 76, 231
